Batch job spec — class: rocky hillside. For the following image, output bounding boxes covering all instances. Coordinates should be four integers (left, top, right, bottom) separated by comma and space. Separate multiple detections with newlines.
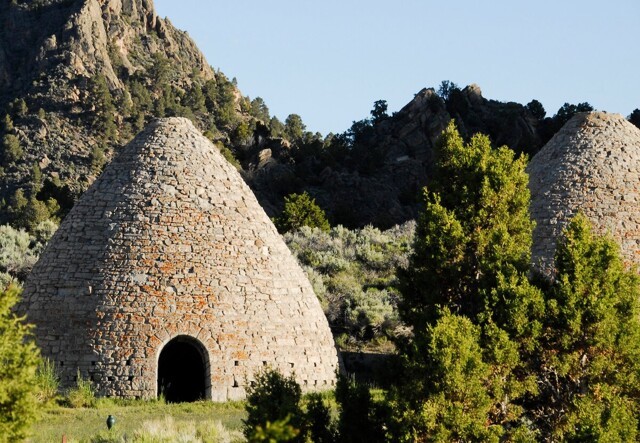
0, 0, 212, 96
0, 0, 636, 231
0, 0, 244, 224
244, 84, 584, 228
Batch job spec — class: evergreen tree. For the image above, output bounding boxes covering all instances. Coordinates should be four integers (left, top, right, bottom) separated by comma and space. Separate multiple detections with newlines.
1, 115, 13, 133
12, 98, 28, 119
629, 108, 640, 129
391, 312, 503, 442
19, 198, 54, 232
398, 121, 543, 338
554, 102, 593, 126
370, 99, 388, 123
275, 192, 330, 233
392, 121, 543, 440
526, 99, 546, 120
269, 116, 286, 138
233, 121, 254, 146
184, 83, 206, 114
149, 53, 171, 85
2, 134, 23, 164
284, 114, 306, 142
250, 97, 270, 122
437, 80, 459, 101
89, 145, 107, 175
305, 393, 336, 443
534, 214, 640, 440
243, 370, 305, 443
209, 74, 239, 128
29, 163, 43, 196
127, 79, 152, 131
8, 189, 56, 233
335, 374, 385, 443
0, 285, 40, 441
89, 75, 117, 141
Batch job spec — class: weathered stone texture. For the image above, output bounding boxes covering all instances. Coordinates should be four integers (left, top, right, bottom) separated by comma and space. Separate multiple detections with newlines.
22, 117, 339, 400
528, 112, 640, 272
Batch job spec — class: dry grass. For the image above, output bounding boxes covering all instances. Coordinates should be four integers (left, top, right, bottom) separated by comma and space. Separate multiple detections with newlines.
27, 398, 245, 443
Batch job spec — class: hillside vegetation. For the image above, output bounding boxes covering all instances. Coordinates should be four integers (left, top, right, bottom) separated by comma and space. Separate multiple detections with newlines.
1, 1, 638, 234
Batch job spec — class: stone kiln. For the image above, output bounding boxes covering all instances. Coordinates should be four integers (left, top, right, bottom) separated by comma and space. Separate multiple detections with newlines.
22, 118, 339, 401
528, 112, 640, 271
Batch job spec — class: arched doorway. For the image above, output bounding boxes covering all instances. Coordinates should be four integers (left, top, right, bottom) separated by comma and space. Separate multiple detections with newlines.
157, 336, 208, 402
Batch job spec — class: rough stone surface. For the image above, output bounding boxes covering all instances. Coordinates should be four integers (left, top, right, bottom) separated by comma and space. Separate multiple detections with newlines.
528, 112, 640, 272
22, 117, 339, 400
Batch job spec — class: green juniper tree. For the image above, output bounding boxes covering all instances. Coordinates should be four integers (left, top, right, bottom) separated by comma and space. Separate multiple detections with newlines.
391, 121, 544, 441
275, 192, 330, 233
534, 214, 640, 441
2, 134, 23, 164
284, 114, 306, 142
391, 311, 501, 442
250, 97, 270, 122
89, 74, 117, 142
0, 285, 40, 442
243, 370, 305, 443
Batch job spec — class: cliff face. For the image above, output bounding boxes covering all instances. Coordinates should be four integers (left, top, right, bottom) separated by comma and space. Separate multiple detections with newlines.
0, 0, 211, 99
0, 0, 219, 209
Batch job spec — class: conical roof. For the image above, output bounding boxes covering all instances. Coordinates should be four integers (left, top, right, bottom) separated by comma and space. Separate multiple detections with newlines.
528, 112, 640, 271
22, 118, 338, 400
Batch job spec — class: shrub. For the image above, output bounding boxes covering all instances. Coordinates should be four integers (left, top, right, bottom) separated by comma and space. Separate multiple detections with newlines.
335, 373, 385, 443
284, 222, 414, 349
2, 133, 23, 163
35, 358, 60, 404
247, 417, 300, 443
66, 369, 96, 408
90, 145, 107, 175
305, 393, 336, 443
0, 272, 15, 291
243, 369, 304, 442
275, 192, 330, 233
0, 224, 38, 281
0, 285, 40, 441
32, 220, 58, 253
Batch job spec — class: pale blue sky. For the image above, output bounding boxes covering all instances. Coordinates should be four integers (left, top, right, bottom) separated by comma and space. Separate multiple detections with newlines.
154, 0, 639, 135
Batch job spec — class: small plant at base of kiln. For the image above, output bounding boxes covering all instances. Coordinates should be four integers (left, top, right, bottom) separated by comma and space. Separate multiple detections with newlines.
35, 358, 60, 403
65, 369, 96, 408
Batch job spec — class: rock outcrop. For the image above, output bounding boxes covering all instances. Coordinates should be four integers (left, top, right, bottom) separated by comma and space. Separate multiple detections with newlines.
22, 117, 339, 400
0, 0, 212, 96
245, 84, 546, 228
0, 0, 219, 210
0, 1, 601, 231
528, 112, 640, 271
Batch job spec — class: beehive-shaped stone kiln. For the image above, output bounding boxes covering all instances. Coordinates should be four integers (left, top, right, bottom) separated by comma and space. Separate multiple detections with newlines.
22, 118, 339, 401
528, 112, 640, 271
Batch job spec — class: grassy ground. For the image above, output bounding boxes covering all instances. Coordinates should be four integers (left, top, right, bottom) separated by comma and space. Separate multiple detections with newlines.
28, 398, 246, 442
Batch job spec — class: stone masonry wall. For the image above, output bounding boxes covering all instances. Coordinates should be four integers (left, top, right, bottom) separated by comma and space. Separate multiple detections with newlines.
528, 112, 640, 272
22, 117, 339, 400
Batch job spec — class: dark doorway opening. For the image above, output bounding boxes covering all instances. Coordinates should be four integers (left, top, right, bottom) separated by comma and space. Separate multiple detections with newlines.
158, 336, 207, 402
